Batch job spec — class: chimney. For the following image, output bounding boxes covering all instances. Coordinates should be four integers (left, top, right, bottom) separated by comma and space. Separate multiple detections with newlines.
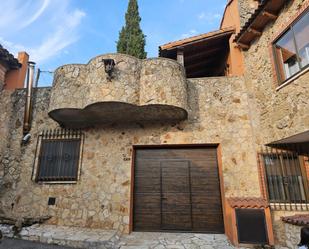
5, 52, 29, 90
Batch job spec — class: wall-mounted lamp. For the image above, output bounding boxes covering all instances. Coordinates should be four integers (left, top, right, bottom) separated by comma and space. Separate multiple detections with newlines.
102, 59, 115, 81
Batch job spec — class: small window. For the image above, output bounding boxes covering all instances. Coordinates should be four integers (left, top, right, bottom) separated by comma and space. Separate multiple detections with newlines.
33, 129, 83, 183
260, 150, 309, 205
273, 9, 309, 84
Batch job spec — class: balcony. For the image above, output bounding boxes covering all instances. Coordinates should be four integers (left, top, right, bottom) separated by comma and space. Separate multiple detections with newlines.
48, 54, 188, 128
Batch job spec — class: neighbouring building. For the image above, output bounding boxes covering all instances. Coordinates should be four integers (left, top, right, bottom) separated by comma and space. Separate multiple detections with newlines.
0, 0, 308, 248
0, 45, 28, 91
0, 46, 28, 185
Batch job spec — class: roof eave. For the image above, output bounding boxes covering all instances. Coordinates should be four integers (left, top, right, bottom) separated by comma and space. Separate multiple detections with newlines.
159, 27, 235, 53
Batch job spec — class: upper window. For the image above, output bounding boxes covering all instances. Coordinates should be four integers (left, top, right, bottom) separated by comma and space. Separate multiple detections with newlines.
33, 129, 83, 183
273, 9, 309, 84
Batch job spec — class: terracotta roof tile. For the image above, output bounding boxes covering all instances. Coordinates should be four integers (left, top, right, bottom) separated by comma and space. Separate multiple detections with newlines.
234, 0, 269, 43
159, 27, 235, 51
227, 197, 269, 209
281, 214, 309, 226
234, 0, 289, 47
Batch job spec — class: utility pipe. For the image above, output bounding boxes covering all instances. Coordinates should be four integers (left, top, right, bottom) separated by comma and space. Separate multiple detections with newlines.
23, 61, 35, 135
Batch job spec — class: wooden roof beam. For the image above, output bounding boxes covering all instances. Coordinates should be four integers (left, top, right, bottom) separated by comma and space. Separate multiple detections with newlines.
185, 56, 225, 69
248, 27, 262, 36
177, 47, 185, 66
237, 42, 250, 50
184, 47, 225, 61
262, 10, 277, 20
160, 28, 235, 51
188, 41, 227, 53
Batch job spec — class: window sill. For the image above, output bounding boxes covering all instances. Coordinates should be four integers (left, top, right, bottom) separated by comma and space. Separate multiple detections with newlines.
36, 181, 78, 185
276, 66, 309, 91
270, 202, 309, 211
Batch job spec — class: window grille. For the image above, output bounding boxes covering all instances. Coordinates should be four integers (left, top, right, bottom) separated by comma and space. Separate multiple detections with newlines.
33, 129, 84, 183
258, 145, 309, 210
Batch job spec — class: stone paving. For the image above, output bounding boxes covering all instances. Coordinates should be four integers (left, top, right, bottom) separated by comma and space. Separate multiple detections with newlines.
0, 224, 285, 249
0, 238, 75, 249
0, 224, 253, 249
0, 224, 118, 248
117, 232, 249, 249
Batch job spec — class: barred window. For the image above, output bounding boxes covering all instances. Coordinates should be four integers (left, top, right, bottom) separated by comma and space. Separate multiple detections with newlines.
33, 129, 83, 183
259, 148, 309, 208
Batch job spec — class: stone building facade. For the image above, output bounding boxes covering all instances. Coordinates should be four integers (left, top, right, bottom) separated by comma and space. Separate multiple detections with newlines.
0, 0, 309, 248
0, 56, 260, 232
239, 0, 309, 246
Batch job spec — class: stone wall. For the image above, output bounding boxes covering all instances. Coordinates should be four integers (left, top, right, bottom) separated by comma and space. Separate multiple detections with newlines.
0, 88, 55, 214
0, 91, 13, 190
50, 54, 187, 112
0, 75, 262, 233
283, 223, 302, 249
243, 0, 309, 145
272, 211, 303, 248
237, 0, 259, 28
49, 54, 188, 128
0, 64, 7, 91
242, 0, 309, 245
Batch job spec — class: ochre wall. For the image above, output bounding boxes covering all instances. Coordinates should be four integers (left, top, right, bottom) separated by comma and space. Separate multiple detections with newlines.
220, 0, 245, 76
5, 52, 29, 90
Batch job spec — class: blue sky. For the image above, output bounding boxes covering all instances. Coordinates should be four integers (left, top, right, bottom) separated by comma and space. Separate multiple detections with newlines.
0, 0, 226, 86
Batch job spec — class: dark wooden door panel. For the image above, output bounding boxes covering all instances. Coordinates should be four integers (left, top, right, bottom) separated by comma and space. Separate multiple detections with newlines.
162, 212, 192, 230
133, 147, 224, 233
133, 193, 161, 230
193, 219, 225, 233
133, 193, 161, 211
135, 148, 217, 160
134, 177, 161, 192
161, 161, 192, 230
134, 213, 161, 230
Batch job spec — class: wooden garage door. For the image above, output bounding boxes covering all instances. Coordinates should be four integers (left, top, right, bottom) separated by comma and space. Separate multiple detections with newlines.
133, 147, 224, 233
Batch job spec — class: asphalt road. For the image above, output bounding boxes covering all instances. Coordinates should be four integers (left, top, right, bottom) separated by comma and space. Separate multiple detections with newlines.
0, 238, 78, 249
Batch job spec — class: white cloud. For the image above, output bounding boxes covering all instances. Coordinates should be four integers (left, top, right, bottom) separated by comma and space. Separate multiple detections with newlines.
0, 0, 50, 33
21, 0, 51, 29
181, 29, 198, 39
28, 9, 85, 62
197, 11, 221, 23
0, 0, 86, 64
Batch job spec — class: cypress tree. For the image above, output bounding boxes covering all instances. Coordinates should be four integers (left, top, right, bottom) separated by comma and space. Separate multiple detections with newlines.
116, 0, 147, 59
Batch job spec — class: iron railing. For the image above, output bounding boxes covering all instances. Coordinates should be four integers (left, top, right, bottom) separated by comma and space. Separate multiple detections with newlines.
258, 144, 309, 211
32, 129, 84, 182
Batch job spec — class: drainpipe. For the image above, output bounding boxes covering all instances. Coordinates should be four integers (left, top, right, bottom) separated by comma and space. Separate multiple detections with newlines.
23, 61, 35, 139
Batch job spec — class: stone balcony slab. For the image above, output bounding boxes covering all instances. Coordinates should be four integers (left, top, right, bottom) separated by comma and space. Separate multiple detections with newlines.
48, 54, 188, 128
